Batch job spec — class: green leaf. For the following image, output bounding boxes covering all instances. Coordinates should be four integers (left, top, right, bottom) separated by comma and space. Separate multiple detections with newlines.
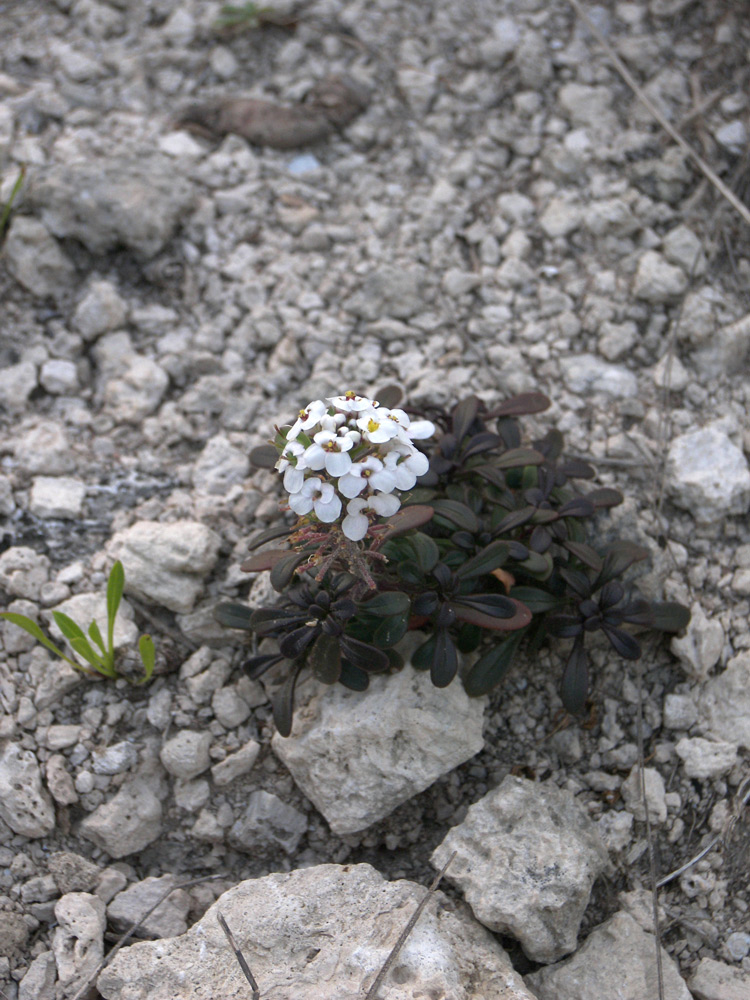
137, 635, 156, 683
107, 561, 125, 653
88, 619, 107, 655
518, 551, 554, 580
0, 612, 76, 667
508, 586, 562, 613
358, 591, 411, 617
464, 631, 526, 696
455, 541, 509, 580
410, 532, 440, 574
494, 447, 545, 469
430, 499, 479, 533
638, 601, 691, 633
309, 632, 341, 684
372, 614, 409, 648
52, 612, 106, 668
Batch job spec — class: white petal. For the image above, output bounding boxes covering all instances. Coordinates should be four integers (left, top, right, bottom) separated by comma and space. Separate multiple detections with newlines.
325, 451, 353, 477
314, 493, 342, 523
392, 466, 417, 490
369, 468, 396, 493
370, 492, 401, 516
341, 511, 368, 540
289, 493, 313, 515
406, 420, 435, 439
304, 443, 327, 471
283, 467, 305, 493
346, 498, 368, 515
405, 450, 429, 476
338, 472, 366, 499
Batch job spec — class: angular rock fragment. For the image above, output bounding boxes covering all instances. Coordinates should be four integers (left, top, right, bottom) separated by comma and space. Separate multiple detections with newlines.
27, 155, 194, 257
0, 741, 56, 838
272, 635, 486, 835
431, 776, 610, 963
526, 911, 691, 1000
79, 777, 163, 859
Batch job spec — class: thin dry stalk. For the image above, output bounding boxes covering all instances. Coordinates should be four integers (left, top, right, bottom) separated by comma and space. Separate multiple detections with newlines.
218, 911, 260, 1000
363, 852, 457, 1000
656, 774, 750, 889
635, 657, 666, 1000
566, 0, 750, 230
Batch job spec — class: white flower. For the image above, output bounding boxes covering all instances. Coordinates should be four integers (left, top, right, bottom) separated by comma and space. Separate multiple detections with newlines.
303, 430, 355, 477
337, 456, 397, 499
288, 477, 342, 522
286, 399, 329, 441
341, 492, 401, 541
382, 449, 420, 490
276, 440, 308, 493
327, 391, 374, 413
356, 409, 402, 444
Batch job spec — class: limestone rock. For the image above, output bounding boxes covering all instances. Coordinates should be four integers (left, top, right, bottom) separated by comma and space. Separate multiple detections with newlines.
675, 737, 738, 779
0, 546, 51, 600
698, 653, 750, 749
228, 789, 308, 855
0, 741, 55, 837
431, 776, 610, 963
670, 602, 724, 680
72, 280, 129, 341
633, 250, 688, 302
107, 875, 190, 939
160, 730, 211, 780
621, 766, 668, 824
526, 911, 691, 1000
109, 520, 221, 614
666, 427, 750, 524
79, 777, 163, 859
98, 864, 536, 1000
3, 215, 76, 299
53, 893, 106, 997
28, 156, 195, 258
18, 950, 57, 1000
272, 635, 486, 835
560, 354, 638, 397
689, 957, 750, 1000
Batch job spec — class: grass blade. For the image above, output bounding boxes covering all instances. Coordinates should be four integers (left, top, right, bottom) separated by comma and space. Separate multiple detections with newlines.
0, 612, 78, 668
107, 561, 125, 652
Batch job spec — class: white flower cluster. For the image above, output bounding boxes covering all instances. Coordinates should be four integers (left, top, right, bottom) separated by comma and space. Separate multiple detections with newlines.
275, 391, 435, 541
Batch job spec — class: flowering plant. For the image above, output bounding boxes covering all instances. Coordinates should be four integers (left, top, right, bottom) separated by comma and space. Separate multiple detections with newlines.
217, 388, 690, 736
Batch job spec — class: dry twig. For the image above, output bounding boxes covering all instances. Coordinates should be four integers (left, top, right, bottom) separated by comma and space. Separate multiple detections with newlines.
566, 0, 750, 230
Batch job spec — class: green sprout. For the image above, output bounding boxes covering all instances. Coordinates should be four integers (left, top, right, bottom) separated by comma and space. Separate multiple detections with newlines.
214, 3, 266, 30
0, 561, 155, 684
0, 165, 26, 243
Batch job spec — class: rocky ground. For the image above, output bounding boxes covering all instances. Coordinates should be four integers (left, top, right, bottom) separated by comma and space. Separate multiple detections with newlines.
1, 0, 750, 997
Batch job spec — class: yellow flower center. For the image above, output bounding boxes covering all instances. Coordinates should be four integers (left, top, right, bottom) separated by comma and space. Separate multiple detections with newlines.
367, 418, 379, 433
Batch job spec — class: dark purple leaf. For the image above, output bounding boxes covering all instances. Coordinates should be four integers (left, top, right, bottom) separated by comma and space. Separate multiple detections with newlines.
431, 629, 458, 687
495, 447, 545, 469
454, 540, 510, 580
339, 636, 389, 672
488, 392, 551, 417
309, 632, 341, 684
560, 640, 589, 715
603, 625, 641, 660
270, 551, 308, 591
379, 504, 435, 539
586, 487, 624, 509
557, 497, 595, 519
249, 444, 279, 468
214, 602, 256, 630
278, 624, 317, 659
271, 661, 305, 737
241, 548, 292, 573
461, 432, 503, 458
430, 499, 479, 533
450, 598, 532, 632
451, 396, 480, 443
464, 630, 526, 696
564, 541, 603, 572
375, 384, 403, 409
